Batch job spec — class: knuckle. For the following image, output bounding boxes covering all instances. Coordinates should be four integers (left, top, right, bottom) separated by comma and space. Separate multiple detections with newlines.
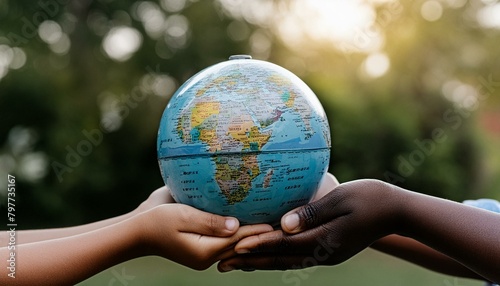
299, 203, 321, 228
364, 179, 390, 192
203, 213, 221, 234
277, 235, 292, 251
209, 214, 220, 230
254, 231, 286, 253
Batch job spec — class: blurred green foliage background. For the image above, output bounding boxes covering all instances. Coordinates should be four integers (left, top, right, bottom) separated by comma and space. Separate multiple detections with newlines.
0, 0, 499, 284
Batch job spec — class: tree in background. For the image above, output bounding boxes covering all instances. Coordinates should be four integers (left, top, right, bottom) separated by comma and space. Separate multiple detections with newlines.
0, 0, 499, 228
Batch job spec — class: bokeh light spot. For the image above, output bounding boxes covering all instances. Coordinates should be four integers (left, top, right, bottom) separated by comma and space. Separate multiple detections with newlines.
161, 0, 187, 13
19, 152, 49, 182
477, 3, 500, 29
250, 30, 271, 59
0, 44, 13, 68
38, 20, 63, 45
164, 14, 190, 49
421, 1, 443, 22
10, 48, 27, 69
136, 1, 166, 39
227, 21, 250, 42
363, 52, 390, 78
49, 34, 71, 55
102, 26, 143, 61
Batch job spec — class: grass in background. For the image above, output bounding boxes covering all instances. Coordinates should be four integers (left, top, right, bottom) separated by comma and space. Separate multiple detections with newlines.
78, 249, 482, 286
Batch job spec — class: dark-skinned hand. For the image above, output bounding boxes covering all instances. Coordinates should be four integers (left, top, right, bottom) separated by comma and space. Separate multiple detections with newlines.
218, 177, 403, 272
218, 176, 500, 284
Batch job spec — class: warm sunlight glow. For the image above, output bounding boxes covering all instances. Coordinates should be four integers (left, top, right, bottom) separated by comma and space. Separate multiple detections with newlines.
293, 0, 375, 43
275, 0, 381, 53
477, 3, 500, 29
219, 0, 383, 55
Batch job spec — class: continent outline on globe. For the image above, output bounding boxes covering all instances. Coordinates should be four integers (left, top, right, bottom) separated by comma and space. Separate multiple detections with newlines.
157, 56, 331, 224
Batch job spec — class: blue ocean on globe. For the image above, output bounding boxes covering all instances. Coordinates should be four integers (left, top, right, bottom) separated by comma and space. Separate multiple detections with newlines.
157, 55, 331, 224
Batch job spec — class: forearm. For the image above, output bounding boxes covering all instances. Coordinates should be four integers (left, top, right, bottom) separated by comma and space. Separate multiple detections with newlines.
6, 210, 137, 245
371, 235, 483, 280
398, 189, 500, 283
0, 216, 143, 286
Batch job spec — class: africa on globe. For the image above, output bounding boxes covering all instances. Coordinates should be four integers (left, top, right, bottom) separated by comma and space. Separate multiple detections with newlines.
157, 55, 331, 224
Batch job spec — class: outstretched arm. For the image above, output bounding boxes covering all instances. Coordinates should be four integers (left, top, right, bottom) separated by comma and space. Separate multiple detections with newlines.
371, 234, 483, 280
3, 186, 172, 245
1, 202, 272, 286
220, 179, 500, 283
395, 187, 500, 282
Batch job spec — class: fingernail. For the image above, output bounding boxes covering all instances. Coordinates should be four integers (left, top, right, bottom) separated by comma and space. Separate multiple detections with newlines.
283, 213, 300, 232
220, 264, 234, 272
225, 218, 237, 231
236, 249, 250, 254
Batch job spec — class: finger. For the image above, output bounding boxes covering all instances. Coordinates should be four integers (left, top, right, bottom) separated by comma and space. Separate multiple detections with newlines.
235, 228, 325, 255
216, 246, 240, 262
311, 173, 339, 202
164, 186, 176, 203
329, 173, 340, 186
208, 224, 275, 261
176, 205, 240, 236
279, 172, 340, 225
218, 254, 314, 272
225, 224, 275, 250
281, 184, 349, 234
149, 186, 175, 204
230, 224, 275, 244
234, 229, 284, 254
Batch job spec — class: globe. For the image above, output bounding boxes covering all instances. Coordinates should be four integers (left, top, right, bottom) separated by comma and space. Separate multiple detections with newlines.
157, 55, 331, 224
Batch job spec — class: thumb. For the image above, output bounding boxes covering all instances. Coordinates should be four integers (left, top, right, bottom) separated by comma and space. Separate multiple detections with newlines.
176, 205, 240, 237
281, 189, 340, 234
280, 207, 303, 234
281, 200, 322, 233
